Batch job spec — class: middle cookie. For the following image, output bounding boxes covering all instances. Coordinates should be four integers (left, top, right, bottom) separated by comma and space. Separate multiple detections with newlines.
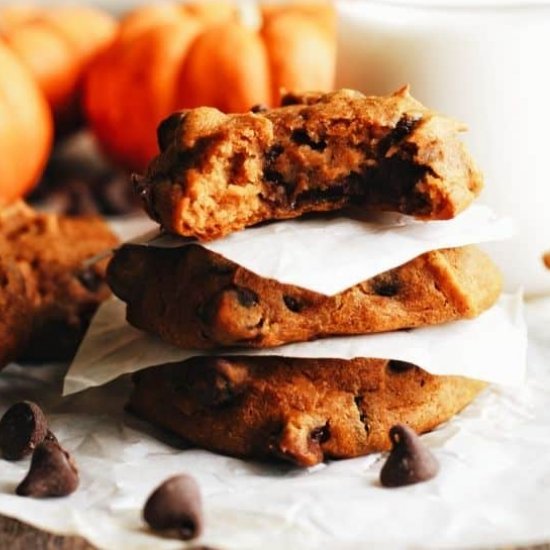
108, 244, 501, 350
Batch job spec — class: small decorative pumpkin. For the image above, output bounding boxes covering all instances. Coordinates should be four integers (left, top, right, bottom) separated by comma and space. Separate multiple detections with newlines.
84, 1, 335, 171
0, 6, 117, 133
0, 42, 52, 203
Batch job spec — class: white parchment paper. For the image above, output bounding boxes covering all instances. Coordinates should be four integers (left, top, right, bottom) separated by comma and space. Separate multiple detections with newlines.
64, 293, 527, 396
0, 298, 548, 550
131, 204, 514, 295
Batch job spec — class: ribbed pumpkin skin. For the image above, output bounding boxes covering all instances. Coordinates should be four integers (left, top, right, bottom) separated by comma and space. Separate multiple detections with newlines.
1, 6, 117, 133
0, 43, 53, 203
83, 2, 335, 172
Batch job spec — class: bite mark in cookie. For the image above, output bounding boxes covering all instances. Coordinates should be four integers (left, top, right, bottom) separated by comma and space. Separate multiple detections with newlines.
139, 87, 483, 240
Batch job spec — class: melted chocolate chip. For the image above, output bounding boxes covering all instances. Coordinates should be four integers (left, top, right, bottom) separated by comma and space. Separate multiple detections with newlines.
143, 474, 203, 540
264, 144, 284, 165
378, 115, 421, 156
157, 112, 186, 152
311, 423, 330, 444
280, 93, 302, 106
372, 275, 401, 297
290, 129, 327, 152
282, 295, 306, 313
250, 103, 268, 113
235, 287, 259, 308
387, 360, 415, 374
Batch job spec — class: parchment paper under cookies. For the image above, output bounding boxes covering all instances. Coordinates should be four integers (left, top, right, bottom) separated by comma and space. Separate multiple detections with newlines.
130, 204, 514, 296
64, 292, 527, 395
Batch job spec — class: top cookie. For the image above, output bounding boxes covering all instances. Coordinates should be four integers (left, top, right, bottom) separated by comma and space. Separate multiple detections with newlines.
138, 86, 483, 240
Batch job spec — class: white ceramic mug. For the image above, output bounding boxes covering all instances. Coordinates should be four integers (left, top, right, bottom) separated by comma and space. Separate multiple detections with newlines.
336, 0, 550, 296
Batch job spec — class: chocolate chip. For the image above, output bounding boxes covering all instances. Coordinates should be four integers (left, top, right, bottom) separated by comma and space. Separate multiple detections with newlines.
143, 474, 203, 540
157, 112, 186, 152
290, 129, 326, 152
0, 402, 49, 461
372, 275, 401, 297
16, 439, 79, 498
280, 92, 302, 106
378, 115, 421, 156
380, 424, 439, 487
250, 103, 268, 113
311, 423, 330, 443
387, 360, 414, 374
264, 144, 284, 166
235, 287, 259, 308
76, 267, 103, 293
282, 295, 305, 313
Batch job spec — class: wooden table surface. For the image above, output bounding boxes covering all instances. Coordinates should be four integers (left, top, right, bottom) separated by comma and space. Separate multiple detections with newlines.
1, 513, 549, 550
0, 514, 94, 549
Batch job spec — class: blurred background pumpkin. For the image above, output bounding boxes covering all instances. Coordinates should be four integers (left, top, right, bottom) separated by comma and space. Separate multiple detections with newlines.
0, 41, 52, 204
0, 4, 118, 134
83, 0, 336, 171
0, 1, 335, 211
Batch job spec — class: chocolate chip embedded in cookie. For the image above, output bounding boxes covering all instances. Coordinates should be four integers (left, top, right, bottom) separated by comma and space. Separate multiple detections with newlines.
543, 252, 550, 269
128, 357, 486, 467
139, 86, 483, 240
107, 244, 501, 350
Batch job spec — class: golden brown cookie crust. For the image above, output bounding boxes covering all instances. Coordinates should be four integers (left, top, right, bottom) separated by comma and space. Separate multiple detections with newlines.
0, 202, 119, 361
108, 244, 501, 349
129, 356, 486, 467
138, 87, 483, 240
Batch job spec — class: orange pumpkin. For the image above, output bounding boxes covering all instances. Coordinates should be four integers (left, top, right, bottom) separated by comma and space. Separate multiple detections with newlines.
0, 42, 52, 204
0, 6, 117, 133
84, 1, 335, 171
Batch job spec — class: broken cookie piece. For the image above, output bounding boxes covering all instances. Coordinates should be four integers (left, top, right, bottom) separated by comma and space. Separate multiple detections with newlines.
0, 202, 119, 362
138, 87, 483, 240
128, 357, 486, 467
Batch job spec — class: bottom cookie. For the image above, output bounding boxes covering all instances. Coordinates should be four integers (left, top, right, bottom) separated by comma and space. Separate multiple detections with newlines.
129, 357, 486, 467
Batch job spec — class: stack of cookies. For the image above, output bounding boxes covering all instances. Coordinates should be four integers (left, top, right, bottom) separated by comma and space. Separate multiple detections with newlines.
108, 87, 501, 467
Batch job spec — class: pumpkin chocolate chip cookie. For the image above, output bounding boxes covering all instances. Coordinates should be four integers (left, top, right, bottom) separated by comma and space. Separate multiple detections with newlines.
128, 356, 486, 467
0, 243, 32, 369
137, 86, 483, 240
108, 244, 501, 349
0, 202, 119, 362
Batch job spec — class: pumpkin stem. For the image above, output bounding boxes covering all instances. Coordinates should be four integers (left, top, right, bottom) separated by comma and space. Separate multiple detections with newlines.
235, 0, 262, 30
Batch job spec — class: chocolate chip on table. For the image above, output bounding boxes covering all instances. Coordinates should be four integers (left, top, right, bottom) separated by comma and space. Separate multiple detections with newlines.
16, 439, 79, 498
143, 474, 203, 540
380, 424, 439, 488
0, 401, 49, 461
